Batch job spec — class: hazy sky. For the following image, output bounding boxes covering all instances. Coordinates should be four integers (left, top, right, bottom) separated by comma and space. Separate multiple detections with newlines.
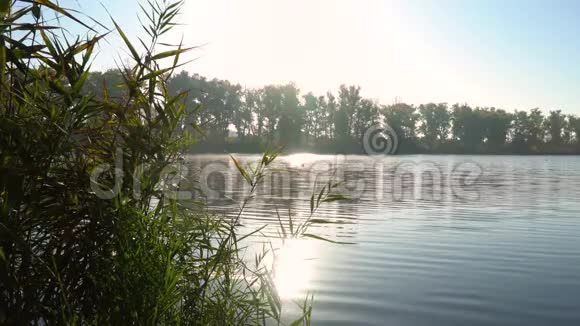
61, 0, 580, 113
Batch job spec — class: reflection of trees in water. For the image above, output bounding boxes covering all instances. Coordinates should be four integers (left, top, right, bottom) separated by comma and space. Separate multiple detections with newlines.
187, 155, 487, 204
186, 155, 482, 206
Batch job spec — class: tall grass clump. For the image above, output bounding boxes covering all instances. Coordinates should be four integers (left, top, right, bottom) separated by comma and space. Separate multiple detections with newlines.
0, 0, 347, 324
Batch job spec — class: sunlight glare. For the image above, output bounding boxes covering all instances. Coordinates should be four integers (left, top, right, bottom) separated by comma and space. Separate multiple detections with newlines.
274, 239, 315, 299
284, 153, 324, 168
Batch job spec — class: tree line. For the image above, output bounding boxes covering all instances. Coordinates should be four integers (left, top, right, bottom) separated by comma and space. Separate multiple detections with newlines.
84, 69, 580, 154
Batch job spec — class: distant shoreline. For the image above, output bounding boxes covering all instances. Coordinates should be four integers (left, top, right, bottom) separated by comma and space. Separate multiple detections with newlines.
187, 143, 580, 156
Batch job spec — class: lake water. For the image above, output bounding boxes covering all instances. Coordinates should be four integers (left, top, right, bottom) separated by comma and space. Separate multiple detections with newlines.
186, 154, 580, 326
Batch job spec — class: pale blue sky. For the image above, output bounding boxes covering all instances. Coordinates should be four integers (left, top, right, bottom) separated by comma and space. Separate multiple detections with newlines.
59, 0, 580, 114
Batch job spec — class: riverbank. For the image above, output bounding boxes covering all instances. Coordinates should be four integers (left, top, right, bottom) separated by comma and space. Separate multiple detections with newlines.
188, 142, 580, 155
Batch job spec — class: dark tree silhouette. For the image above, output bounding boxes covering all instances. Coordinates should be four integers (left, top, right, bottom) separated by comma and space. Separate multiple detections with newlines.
84, 70, 580, 154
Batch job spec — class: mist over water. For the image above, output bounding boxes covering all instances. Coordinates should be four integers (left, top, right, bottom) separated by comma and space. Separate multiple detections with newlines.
188, 154, 580, 326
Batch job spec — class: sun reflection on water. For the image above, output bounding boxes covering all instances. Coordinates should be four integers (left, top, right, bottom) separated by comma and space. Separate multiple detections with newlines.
283, 153, 328, 168
273, 239, 315, 299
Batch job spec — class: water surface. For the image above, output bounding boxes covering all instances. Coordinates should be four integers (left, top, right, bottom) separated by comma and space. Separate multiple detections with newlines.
186, 154, 580, 326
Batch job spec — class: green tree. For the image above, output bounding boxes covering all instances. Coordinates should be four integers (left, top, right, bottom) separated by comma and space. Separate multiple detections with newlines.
317, 95, 330, 141
261, 85, 282, 138
483, 108, 513, 150
337, 85, 362, 141
202, 79, 241, 141
83, 69, 127, 100
511, 110, 530, 150
562, 115, 574, 145
528, 108, 546, 149
383, 103, 419, 143
418, 103, 451, 149
568, 115, 580, 144
452, 105, 487, 151
303, 92, 320, 142
544, 110, 566, 146
232, 88, 254, 141
354, 98, 381, 141
510, 108, 545, 152
326, 91, 338, 141
277, 83, 303, 145
167, 71, 204, 136
245, 88, 265, 137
